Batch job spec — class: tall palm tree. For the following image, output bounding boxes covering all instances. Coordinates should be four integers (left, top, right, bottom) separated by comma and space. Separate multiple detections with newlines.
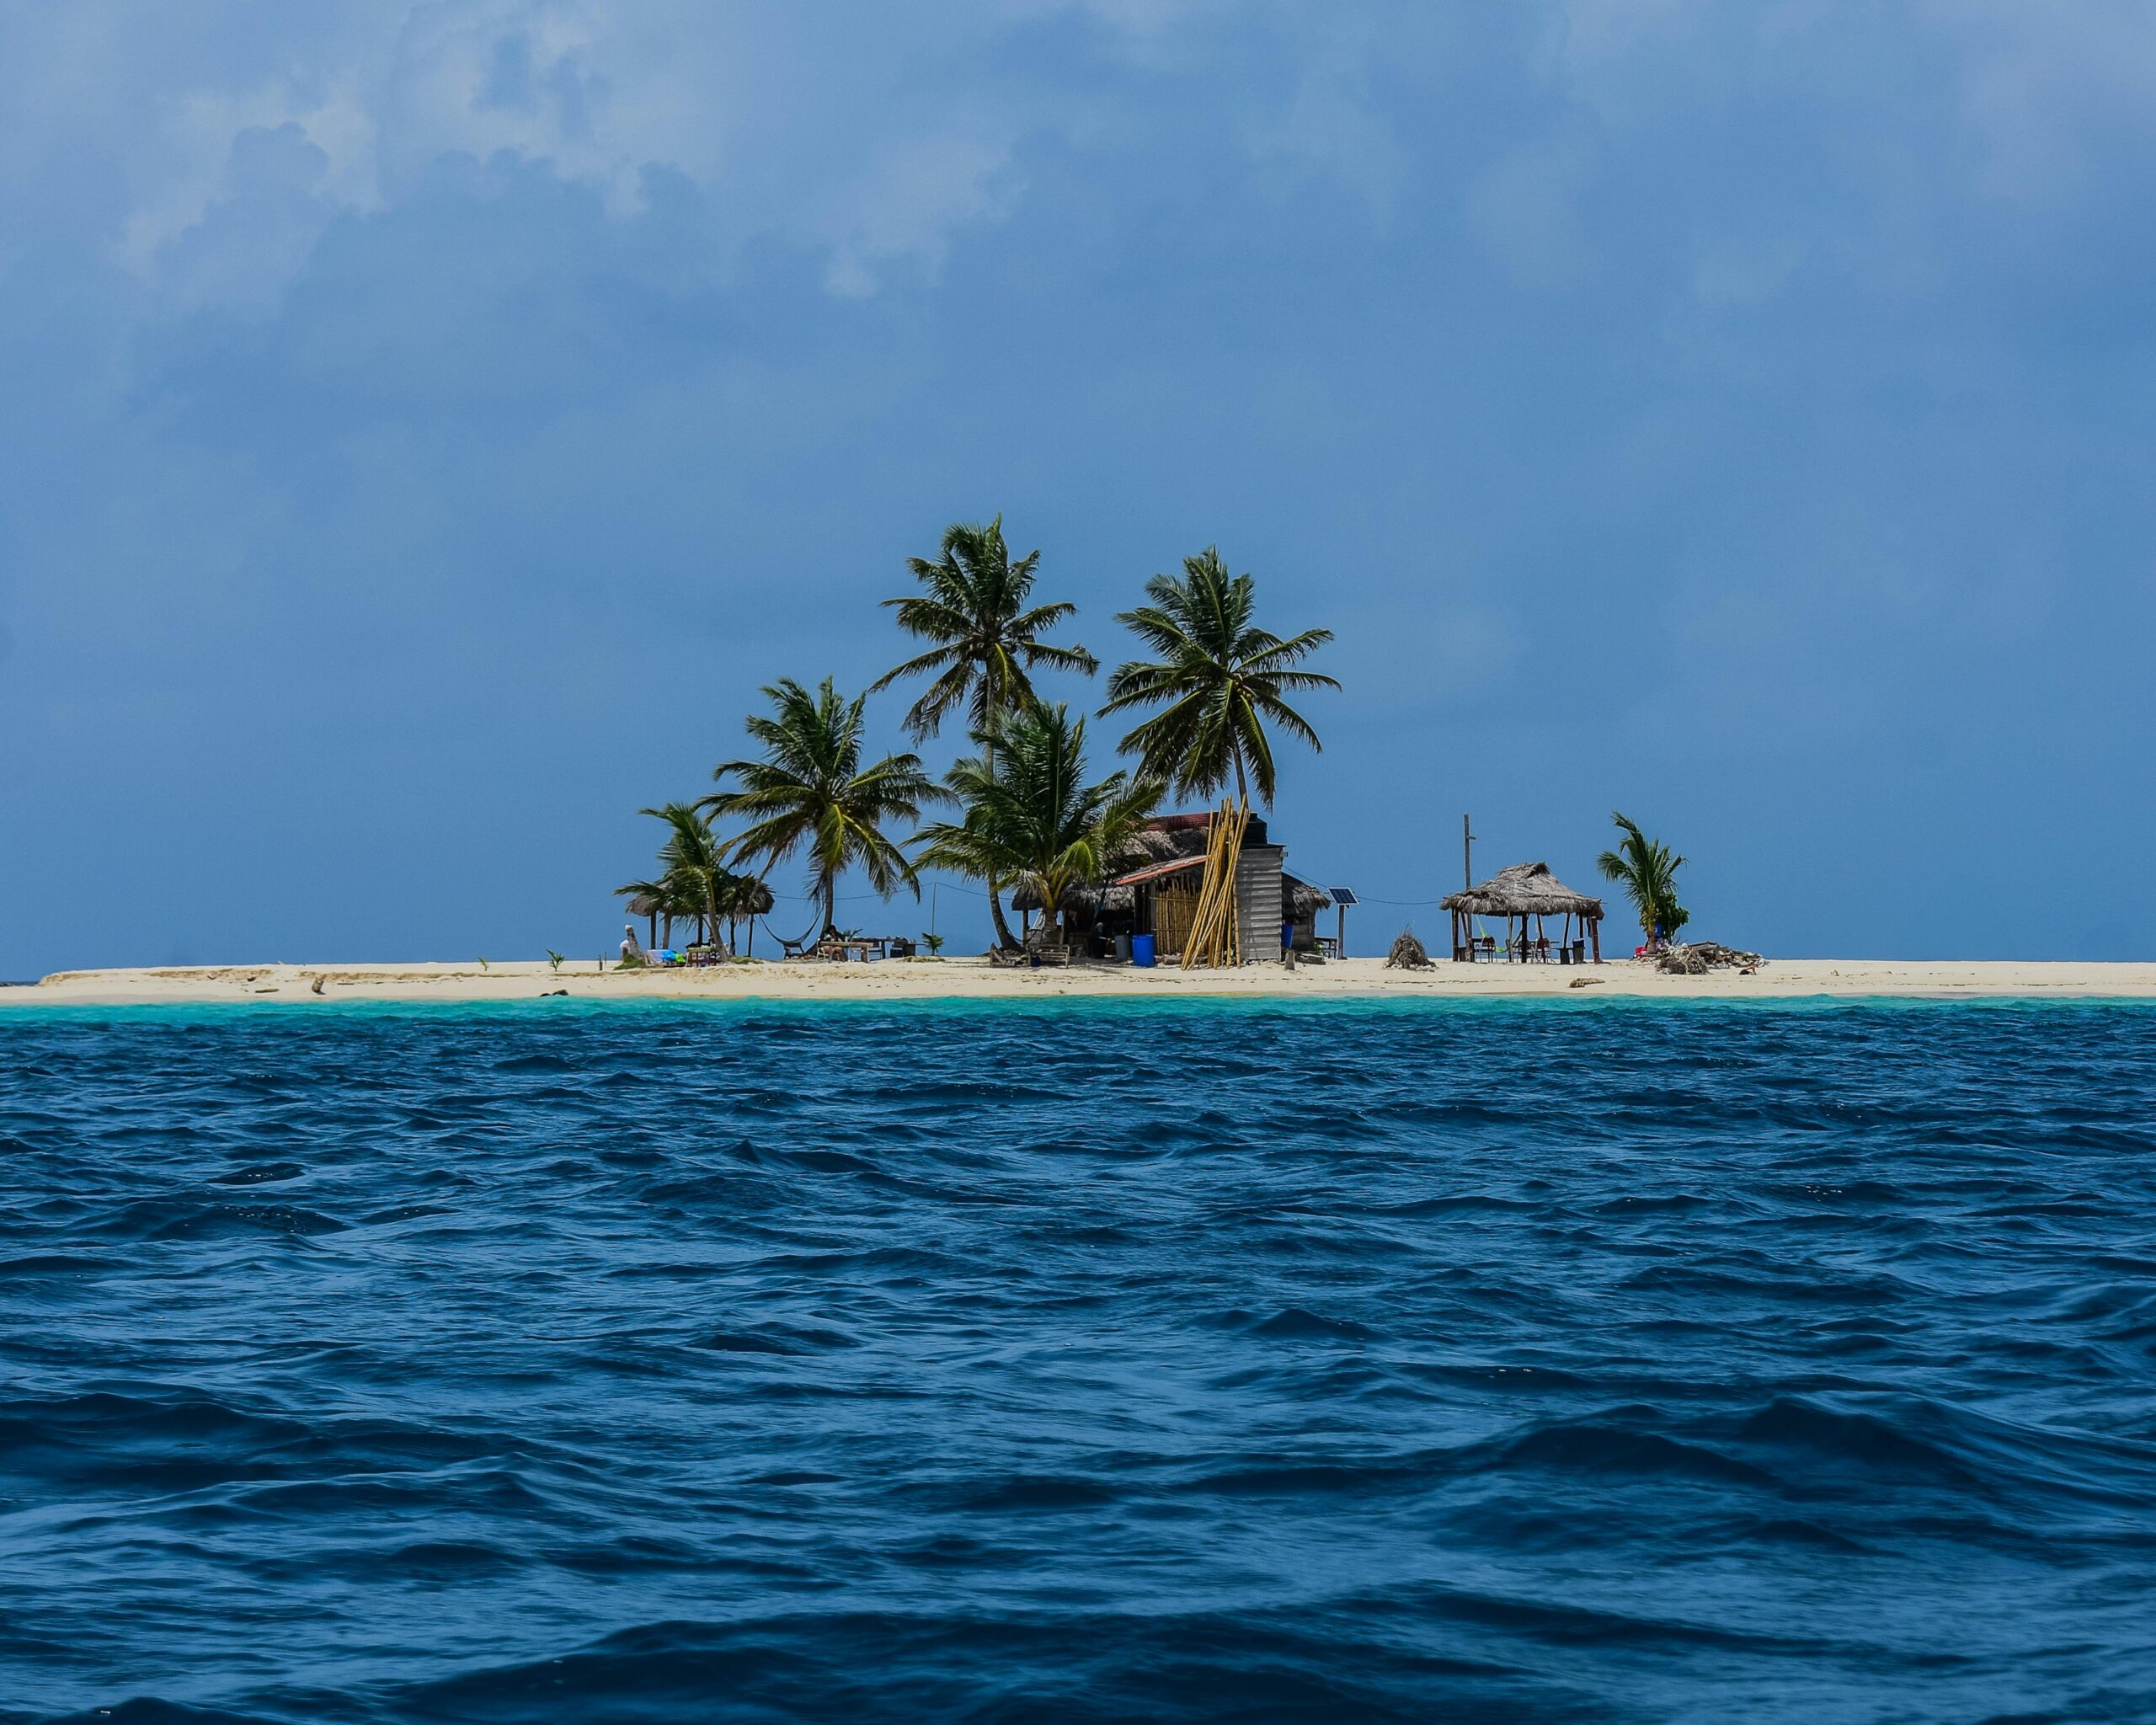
704, 677, 941, 938
1100, 547, 1337, 809
915, 702, 1162, 950
1597, 812, 1689, 945
873, 515, 1098, 948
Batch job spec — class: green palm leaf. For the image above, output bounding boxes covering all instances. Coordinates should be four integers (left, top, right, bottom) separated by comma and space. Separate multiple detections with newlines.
1596, 812, 1689, 943
914, 700, 1164, 948
704, 677, 944, 937
873, 515, 1100, 948
1099, 547, 1337, 808
871, 515, 1101, 740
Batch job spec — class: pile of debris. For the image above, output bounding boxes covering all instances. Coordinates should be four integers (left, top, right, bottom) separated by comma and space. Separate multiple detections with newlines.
1655, 941, 1765, 976
1385, 929, 1435, 970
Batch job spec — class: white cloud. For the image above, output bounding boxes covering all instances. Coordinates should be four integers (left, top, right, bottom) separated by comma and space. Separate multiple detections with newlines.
120, 81, 382, 277
13, 1, 1063, 310
16, 0, 2156, 323
821, 132, 1021, 297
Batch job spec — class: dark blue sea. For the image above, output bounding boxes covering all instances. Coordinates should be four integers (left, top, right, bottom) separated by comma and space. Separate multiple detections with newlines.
3, 999, 2154, 1723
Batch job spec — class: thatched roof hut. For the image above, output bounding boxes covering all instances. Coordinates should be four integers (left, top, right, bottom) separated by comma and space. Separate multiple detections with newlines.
622, 877, 774, 952
1006, 813, 1331, 952
622, 876, 773, 919
1010, 864, 1330, 923
1441, 862, 1604, 964
1441, 862, 1602, 921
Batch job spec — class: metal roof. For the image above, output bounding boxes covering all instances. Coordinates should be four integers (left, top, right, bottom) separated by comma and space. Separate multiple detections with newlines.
1112, 856, 1207, 889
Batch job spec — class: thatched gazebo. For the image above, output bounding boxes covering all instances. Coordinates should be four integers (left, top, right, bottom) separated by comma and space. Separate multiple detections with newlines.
1441, 862, 1604, 964
624, 891, 665, 952
620, 877, 775, 956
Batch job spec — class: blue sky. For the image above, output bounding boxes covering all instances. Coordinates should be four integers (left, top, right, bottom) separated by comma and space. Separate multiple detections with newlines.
3, 1, 2153, 972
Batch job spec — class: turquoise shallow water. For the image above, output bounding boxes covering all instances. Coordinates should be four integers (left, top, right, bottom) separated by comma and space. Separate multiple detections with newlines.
2, 998, 2153, 1722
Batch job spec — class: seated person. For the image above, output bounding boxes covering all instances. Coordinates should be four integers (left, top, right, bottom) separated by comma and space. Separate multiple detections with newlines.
621, 924, 645, 963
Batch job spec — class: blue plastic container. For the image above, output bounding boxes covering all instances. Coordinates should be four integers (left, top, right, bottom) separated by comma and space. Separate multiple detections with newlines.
1132, 933, 1155, 968
1281, 921, 1295, 951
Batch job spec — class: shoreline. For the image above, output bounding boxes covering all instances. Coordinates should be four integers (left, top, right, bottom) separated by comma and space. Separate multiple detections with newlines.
9, 956, 2156, 1007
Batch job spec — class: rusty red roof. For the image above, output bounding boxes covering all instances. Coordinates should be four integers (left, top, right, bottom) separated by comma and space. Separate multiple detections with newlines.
1112, 855, 1208, 889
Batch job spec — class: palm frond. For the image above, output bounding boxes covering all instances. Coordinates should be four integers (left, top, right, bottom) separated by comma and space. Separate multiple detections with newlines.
1100, 549, 1334, 809
874, 517, 1095, 743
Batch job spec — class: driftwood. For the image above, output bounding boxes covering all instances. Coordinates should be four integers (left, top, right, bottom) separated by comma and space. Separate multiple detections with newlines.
1385, 929, 1434, 970
1656, 941, 1765, 975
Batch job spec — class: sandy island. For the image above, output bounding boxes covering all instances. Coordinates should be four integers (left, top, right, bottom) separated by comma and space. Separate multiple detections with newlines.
11, 957, 2156, 1006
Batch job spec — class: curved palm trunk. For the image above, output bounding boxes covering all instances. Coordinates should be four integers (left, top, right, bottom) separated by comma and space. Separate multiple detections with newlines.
987, 882, 1019, 952
1025, 887, 1061, 953
980, 722, 1021, 952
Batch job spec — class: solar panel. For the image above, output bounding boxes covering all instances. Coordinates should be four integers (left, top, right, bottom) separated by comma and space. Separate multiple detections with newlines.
1329, 887, 1358, 907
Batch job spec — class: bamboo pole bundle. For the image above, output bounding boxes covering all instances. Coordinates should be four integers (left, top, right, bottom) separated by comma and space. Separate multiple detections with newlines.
1223, 804, 1245, 966
1179, 798, 1249, 969
1178, 810, 1222, 969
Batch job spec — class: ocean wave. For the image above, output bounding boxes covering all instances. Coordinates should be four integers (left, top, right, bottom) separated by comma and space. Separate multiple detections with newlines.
4, 1001, 2154, 1722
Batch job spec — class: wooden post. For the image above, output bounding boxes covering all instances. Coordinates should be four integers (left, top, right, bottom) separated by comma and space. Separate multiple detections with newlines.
1591, 918, 1602, 964
1463, 814, 1474, 892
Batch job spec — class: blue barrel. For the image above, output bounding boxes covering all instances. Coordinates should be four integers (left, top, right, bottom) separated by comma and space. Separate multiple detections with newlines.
1281, 921, 1295, 951
1132, 933, 1155, 968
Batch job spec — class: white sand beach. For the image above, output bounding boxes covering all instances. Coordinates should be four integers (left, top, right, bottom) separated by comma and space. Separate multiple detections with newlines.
12, 957, 2156, 1006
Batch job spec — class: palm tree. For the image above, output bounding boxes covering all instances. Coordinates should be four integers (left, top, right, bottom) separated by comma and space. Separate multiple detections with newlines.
1100, 547, 1337, 809
915, 702, 1162, 951
714, 871, 775, 957
1597, 812, 1689, 946
617, 804, 714, 948
704, 677, 941, 938
644, 802, 732, 945
873, 515, 1098, 948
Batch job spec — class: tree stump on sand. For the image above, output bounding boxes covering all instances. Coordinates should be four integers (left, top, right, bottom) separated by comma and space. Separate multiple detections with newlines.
1385, 930, 1434, 969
